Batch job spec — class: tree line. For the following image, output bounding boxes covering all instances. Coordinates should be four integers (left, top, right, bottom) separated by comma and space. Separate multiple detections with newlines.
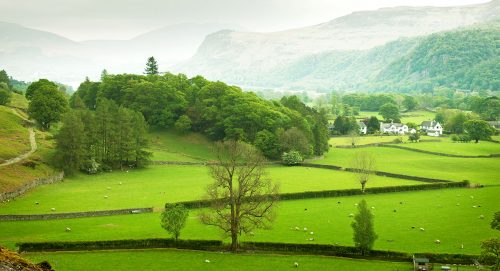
71, 72, 329, 160
55, 98, 150, 174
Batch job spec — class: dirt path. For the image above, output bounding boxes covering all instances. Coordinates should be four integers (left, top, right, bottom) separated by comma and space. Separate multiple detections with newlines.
0, 109, 38, 167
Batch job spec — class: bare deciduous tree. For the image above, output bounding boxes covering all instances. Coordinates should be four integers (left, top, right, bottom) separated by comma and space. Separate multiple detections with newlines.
351, 152, 376, 193
200, 140, 279, 251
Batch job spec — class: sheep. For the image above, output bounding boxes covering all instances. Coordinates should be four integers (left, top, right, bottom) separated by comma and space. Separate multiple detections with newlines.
354, 203, 358, 206
35, 201, 39, 205
205, 259, 210, 263
470, 196, 474, 199
294, 262, 299, 267
348, 213, 354, 217
65, 227, 71, 232
303, 227, 308, 231
420, 228, 425, 231
473, 205, 477, 208
104, 195, 108, 199
371, 206, 375, 209
310, 232, 314, 235
435, 239, 441, 244
479, 215, 485, 219
50, 208, 56, 212
308, 238, 314, 241
461, 244, 464, 249
294, 226, 300, 231
119, 182, 122, 185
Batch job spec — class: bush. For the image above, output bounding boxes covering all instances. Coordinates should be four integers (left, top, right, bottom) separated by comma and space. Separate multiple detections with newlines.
451, 134, 459, 142
408, 133, 420, 142
0, 88, 11, 105
174, 115, 192, 133
282, 151, 303, 165
392, 137, 403, 144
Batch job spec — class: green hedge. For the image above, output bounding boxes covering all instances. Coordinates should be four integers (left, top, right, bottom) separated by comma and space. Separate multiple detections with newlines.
175, 181, 468, 209
17, 239, 223, 252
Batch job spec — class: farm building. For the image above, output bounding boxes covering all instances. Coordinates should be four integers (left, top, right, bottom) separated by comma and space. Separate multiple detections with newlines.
358, 122, 367, 134
413, 256, 431, 271
420, 120, 443, 137
380, 122, 409, 134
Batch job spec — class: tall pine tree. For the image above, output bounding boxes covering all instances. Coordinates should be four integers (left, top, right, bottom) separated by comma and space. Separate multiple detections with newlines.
144, 57, 159, 75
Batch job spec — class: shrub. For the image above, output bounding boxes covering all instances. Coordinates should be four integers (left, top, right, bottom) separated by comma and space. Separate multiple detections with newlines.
0, 88, 11, 105
174, 115, 192, 133
408, 133, 420, 142
451, 134, 459, 142
282, 151, 303, 165
392, 137, 403, 144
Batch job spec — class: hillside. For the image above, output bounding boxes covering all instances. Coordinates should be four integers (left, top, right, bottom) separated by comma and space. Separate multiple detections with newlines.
175, 1, 500, 92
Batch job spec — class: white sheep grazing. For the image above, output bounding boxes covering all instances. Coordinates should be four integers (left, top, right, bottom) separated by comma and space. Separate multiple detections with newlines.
205, 259, 210, 263
371, 206, 375, 209
308, 238, 314, 241
119, 182, 122, 185
294, 227, 300, 231
435, 239, 441, 244
303, 227, 308, 231
50, 208, 56, 211
65, 227, 71, 232
310, 232, 314, 235
354, 203, 358, 206
473, 205, 477, 208
479, 215, 485, 219
420, 228, 425, 231
294, 262, 299, 267
348, 213, 354, 217
461, 244, 464, 249
104, 195, 108, 199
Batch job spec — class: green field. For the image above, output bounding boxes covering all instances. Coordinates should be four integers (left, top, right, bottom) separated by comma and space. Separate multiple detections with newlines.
400, 139, 500, 156
8, 93, 29, 110
2, 187, 498, 254
0, 106, 30, 162
24, 249, 434, 271
314, 147, 500, 184
0, 165, 420, 214
149, 130, 214, 161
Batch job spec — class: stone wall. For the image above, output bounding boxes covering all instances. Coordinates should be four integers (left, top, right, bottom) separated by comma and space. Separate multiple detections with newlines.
0, 172, 64, 203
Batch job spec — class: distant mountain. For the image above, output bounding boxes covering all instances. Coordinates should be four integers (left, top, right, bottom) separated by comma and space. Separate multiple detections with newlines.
0, 22, 240, 86
174, 0, 500, 92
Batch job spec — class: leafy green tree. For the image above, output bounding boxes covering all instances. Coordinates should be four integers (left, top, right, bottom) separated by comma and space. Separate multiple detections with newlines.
403, 95, 418, 111
161, 204, 189, 241
175, 115, 192, 133
480, 237, 500, 271
464, 120, 495, 143
408, 132, 420, 142
0, 70, 10, 89
254, 129, 280, 159
379, 103, 400, 122
492, 211, 500, 231
0, 88, 11, 106
351, 199, 378, 255
282, 151, 303, 165
144, 56, 159, 75
25, 79, 58, 101
54, 111, 85, 174
333, 115, 358, 135
279, 127, 311, 157
366, 116, 380, 134
27, 84, 68, 130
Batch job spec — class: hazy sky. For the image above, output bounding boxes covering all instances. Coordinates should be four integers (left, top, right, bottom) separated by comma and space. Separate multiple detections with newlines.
0, 0, 492, 41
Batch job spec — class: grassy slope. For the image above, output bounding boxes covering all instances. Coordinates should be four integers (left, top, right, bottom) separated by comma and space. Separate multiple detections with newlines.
8, 93, 29, 109
24, 249, 426, 271
2, 187, 498, 254
0, 106, 30, 162
401, 140, 500, 156
148, 129, 214, 161
0, 165, 420, 214
313, 147, 500, 184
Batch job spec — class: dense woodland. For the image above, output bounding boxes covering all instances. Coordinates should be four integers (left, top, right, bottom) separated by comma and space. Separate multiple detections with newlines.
71, 72, 330, 160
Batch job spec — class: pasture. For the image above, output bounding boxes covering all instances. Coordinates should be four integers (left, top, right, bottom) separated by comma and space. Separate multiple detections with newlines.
2, 187, 498, 254
148, 130, 214, 161
356, 110, 435, 124
25, 249, 430, 271
401, 139, 500, 156
0, 165, 421, 214
0, 106, 30, 162
314, 146, 500, 184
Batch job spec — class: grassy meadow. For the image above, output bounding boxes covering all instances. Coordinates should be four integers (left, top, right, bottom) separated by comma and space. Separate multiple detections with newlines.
24, 249, 434, 271
2, 187, 498, 254
0, 165, 421, 214
0, 106, 30, 162
314, 146, 500, 184
356, 110, 435, 124
148, 130, 214, 161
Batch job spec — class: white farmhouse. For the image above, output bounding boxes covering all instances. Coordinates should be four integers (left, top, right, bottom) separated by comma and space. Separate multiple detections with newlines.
380, 122, 408, 134
358, 122, 367, 135
420, 120, 443, 137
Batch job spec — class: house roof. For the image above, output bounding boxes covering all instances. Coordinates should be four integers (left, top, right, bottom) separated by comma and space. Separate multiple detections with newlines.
381, 122, 406, 129
421, 120, 440, 127
413, 258, 429, 263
